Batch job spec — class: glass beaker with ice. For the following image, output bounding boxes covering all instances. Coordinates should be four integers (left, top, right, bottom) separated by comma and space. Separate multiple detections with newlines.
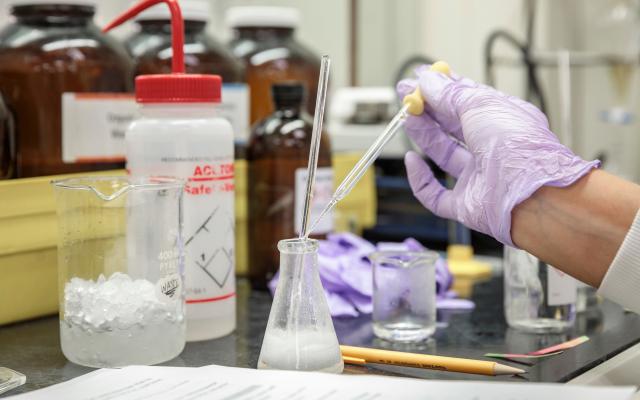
52, 176, 185, 367
258, 238, 343, 373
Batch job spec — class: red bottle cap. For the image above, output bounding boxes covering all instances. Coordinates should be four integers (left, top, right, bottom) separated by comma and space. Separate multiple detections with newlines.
103, 0, 221, 104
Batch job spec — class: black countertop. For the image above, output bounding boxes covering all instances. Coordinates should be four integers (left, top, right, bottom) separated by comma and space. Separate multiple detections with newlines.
2, 277, 640, 397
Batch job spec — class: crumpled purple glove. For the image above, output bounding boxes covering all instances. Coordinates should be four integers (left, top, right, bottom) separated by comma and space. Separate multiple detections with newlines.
397, 66, 599, 246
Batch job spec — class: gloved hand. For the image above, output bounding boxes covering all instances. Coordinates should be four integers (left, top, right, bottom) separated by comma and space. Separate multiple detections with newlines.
398, 66, 599, 246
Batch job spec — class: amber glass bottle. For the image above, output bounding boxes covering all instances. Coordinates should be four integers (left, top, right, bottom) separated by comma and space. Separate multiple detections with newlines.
0, 94, 15, 179
226, 7, 320, 125
125, 0, 243, 82
247, 83, 333, 289
0, 2, 132, 178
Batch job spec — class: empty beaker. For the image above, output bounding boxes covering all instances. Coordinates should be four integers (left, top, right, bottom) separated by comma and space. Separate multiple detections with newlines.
52, 176, 185, 367
371, 251, 438, 342
503, 246, 576, 333
258, 238, 343, 373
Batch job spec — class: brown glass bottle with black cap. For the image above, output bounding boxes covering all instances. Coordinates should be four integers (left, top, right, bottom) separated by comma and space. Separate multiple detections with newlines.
247, 82, 333, 289
0, 1, 132, 178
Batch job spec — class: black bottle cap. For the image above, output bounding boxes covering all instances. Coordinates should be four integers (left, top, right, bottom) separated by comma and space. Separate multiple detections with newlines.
272, 82, 305, 109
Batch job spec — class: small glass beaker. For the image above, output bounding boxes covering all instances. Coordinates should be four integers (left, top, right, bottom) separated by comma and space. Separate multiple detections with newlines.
52, 177, 185, 367
258, 238, 343, 373
503, 246, 576, 333
371, 250, 439, 342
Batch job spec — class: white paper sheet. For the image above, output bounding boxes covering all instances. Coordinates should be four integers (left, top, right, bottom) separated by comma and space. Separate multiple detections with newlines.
7, 365, 637, 400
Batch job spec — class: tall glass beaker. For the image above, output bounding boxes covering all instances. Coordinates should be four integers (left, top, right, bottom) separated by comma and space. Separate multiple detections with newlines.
52, 176, 185, 367
503, 246, 576, 333
258, 238, 343, 373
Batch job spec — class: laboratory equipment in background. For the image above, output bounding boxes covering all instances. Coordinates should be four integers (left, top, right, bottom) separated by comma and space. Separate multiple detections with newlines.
123, 0, 250, 145
0, 94, 15, 179
327, 87, 411, 158
486, 0, 640, 182
503, 246, 577, 333
247, 82, 333, 289
0, 1, 133, 178
106, 0, 236, 342
593, 0, 640, 181
371, 250, 438, 342
226, 6, 320, 125
258, 238, 344, 373
52, 176, 185, 367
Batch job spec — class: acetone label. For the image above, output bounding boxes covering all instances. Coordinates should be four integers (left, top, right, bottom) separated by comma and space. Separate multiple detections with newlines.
183, 161, 236, 309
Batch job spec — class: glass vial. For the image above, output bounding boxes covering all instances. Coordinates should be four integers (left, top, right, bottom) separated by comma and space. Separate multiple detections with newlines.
258, 238, 343, 373
503, 246, 576, 333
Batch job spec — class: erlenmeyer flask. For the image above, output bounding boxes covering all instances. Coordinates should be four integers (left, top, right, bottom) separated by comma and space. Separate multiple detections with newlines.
258, 238, 343, 373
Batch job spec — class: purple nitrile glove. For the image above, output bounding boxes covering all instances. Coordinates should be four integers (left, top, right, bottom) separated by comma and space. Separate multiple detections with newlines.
397, 66, 599, 246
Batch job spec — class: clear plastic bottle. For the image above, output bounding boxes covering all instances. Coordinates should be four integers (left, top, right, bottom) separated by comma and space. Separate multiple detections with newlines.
107, 0, 236, 341
226, 6, 320, 125
503, 246, 576, 333
0, 1, 132, 177
124, 1, 250, 146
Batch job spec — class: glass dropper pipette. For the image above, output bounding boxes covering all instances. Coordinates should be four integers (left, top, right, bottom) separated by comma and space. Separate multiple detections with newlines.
305, 61, 451, 236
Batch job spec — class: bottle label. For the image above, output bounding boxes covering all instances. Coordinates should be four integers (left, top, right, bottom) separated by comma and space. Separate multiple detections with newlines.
219, 84, 250, 144
183, 160, 236, 311
547, 265, 577, 306
61, 93, 137, 163
294, 167, 334, 235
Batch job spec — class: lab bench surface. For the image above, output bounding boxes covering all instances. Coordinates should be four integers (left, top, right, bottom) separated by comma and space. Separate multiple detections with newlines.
2, 277, 640, 396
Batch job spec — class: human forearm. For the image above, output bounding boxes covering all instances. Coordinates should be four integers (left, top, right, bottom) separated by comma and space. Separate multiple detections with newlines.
511, 169, 640, 287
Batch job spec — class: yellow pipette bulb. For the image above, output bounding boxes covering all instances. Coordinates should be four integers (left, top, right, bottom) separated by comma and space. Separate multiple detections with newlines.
402, 61, 451, 116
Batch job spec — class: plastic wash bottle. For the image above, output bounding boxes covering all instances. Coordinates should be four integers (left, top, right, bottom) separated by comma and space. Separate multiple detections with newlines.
104, 0, 236, 341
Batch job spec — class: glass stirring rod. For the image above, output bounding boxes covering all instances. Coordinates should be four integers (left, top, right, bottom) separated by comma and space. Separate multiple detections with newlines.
299, 55, 331, 238
305, 61, 451, 236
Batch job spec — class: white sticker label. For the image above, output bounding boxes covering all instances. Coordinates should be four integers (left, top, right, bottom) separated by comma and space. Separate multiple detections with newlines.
62, 93, 137, 163
294, 167, 334, 235
547, 265, 577, 306
219, 84, 250, 143
157, 273, 182, 302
